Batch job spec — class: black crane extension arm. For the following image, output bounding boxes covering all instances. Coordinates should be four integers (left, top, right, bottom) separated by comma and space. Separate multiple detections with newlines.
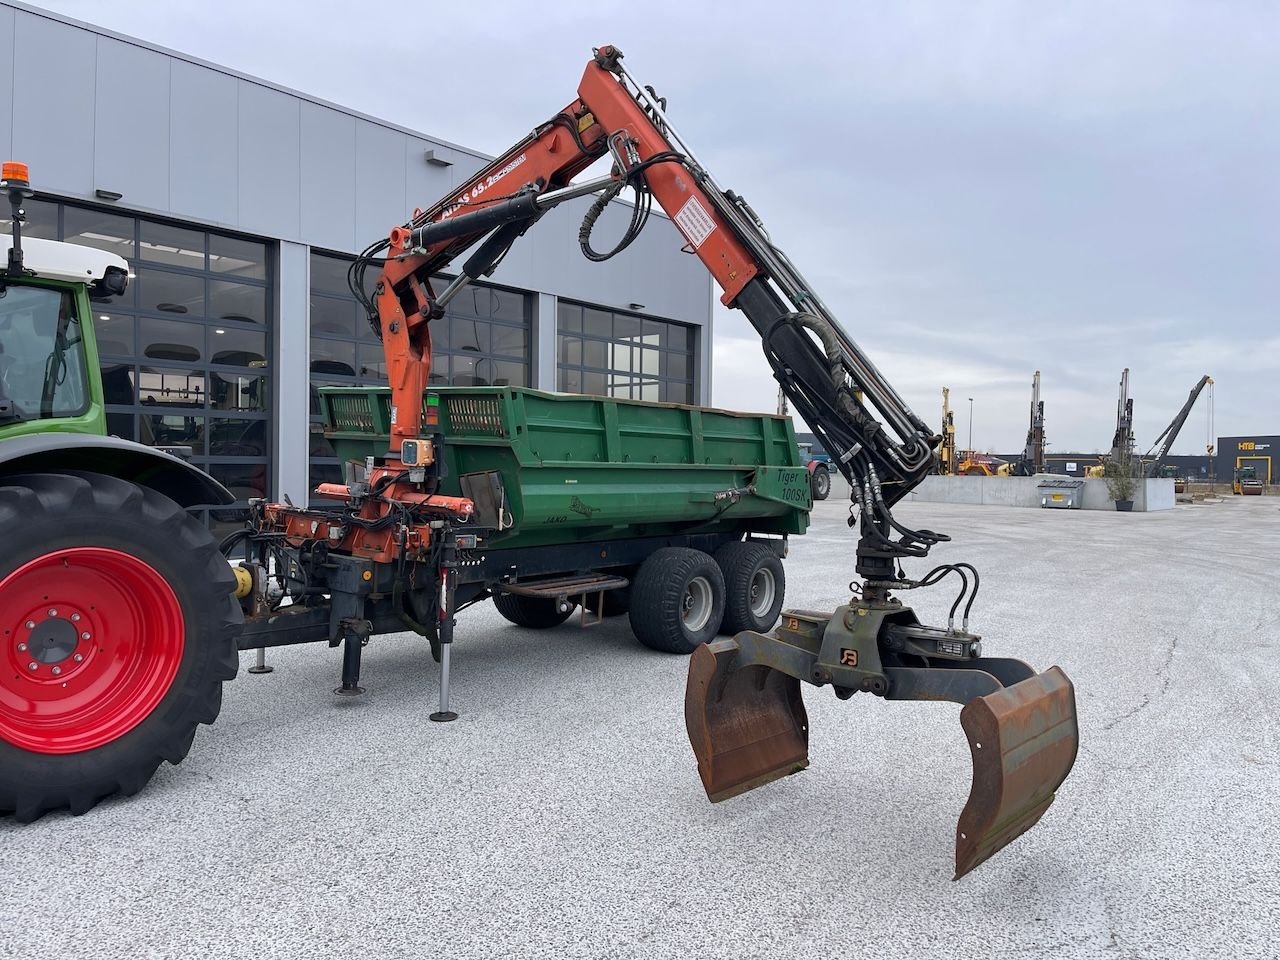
1144, 375, 1212, 477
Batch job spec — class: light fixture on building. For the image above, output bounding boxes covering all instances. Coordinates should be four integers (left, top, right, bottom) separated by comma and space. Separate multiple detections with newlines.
94, 188, 123, 202
628, 302, 645, 311
423, 150, 452, 168
215, 328, 226, 335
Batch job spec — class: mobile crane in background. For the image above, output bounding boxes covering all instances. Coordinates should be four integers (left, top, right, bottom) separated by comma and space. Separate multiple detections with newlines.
1143, 375, 1213, 487
0, 47, 1079, 878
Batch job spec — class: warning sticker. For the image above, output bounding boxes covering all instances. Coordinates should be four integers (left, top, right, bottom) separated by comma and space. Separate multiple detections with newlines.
674, 196, 716, 249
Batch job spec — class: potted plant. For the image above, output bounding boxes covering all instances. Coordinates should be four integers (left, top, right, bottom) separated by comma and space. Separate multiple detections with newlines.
1104, 457, 1138, 512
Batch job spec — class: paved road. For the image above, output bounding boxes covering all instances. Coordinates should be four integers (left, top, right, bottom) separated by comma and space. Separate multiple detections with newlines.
4, 498, 1277, 959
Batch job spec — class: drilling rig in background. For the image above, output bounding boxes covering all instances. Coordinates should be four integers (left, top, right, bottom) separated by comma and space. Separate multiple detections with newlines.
1085, 368, 1134, 478
955, 372, 1045, 477
938, 387, 957, 475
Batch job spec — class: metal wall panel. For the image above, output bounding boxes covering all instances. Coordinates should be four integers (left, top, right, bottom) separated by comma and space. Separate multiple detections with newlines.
299, 102, 356, 254
404, 137, 454, 229
169, 59, 238, 225
354, 120, 406, 246
237, 81, 301, 238
10, 11, 96, 197
0, 7, 14, 160
94, 36, 170, 211
275, 240, 311, 504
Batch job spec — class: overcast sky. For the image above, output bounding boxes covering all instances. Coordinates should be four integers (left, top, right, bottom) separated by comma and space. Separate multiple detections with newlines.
34, 0, 1279, 454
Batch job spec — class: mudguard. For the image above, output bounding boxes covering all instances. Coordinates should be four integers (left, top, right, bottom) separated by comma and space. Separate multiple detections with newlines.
0, 433, 233, 507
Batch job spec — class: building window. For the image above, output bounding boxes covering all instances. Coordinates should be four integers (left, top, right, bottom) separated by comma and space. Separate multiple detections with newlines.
307, 251, 531, 495
4, 198, 274, 540
556, 302, 693, 403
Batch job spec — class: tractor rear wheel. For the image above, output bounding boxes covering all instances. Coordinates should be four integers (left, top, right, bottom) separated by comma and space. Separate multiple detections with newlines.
0, 472, 240, 822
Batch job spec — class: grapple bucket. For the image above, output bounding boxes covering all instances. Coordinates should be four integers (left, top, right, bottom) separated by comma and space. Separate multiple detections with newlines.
685, 629, 1078, 878
955, 666, 1078, 879
685, 639, 809, 801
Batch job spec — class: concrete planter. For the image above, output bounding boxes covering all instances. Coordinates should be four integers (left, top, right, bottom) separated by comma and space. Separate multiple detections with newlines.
901, 476, 1175, 511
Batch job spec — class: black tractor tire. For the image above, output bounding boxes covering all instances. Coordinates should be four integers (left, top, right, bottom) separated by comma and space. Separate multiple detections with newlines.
493, 591, 576, 628
628, 547, 725, 654
0, 472, 241, 823
811, 465, 831, 501
714, 541, 786, 635
583, 584, 631, 618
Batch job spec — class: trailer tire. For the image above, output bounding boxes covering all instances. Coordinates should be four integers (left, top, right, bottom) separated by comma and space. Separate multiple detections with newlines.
0, 472, 240, 823
715, 541, 786, 635
811, 465, 831, 500
493, 592, 576, 629
629, 548, 725, 654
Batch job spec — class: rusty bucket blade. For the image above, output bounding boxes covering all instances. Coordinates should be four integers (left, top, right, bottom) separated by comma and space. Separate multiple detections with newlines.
685, 637, 810, 802
955, 665, 1078, 879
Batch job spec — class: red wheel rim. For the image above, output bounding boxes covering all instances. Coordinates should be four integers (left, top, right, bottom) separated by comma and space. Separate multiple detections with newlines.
0, 547, 185, 754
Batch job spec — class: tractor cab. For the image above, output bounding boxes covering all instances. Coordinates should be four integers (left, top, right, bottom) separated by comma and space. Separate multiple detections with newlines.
1, 161, 128, 439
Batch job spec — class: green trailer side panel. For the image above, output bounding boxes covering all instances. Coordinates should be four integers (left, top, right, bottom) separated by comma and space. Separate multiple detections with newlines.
319, 385, 811, 548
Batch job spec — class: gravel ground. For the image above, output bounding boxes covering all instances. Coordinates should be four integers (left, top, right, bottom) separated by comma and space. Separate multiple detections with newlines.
4, 497, 1277, 959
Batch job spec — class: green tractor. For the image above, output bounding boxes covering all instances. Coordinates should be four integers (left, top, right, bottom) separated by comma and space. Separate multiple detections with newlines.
0, 162, 240, 820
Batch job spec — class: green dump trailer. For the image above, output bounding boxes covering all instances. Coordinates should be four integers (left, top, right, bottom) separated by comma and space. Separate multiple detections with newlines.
284, 384, 808, 660
304, 385, 812, 657
321, 385, 809, 546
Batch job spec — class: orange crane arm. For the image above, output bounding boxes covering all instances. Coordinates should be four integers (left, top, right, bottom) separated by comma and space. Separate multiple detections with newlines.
364, 47, 767, 451
356, 45, 939, 573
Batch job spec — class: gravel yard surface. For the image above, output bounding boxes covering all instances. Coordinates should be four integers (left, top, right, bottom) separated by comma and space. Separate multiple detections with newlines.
4, 497, 1276, 959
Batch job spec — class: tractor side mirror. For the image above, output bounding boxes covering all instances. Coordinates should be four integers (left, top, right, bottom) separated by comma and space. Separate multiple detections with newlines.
89, 265, 129, 301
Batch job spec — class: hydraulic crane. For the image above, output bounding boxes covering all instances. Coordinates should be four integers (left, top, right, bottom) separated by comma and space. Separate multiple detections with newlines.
1143, 375, 1212, 478
261, 46, 1076, 878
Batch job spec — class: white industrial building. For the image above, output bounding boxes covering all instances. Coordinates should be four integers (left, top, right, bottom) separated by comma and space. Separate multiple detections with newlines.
0, 1, 712, 535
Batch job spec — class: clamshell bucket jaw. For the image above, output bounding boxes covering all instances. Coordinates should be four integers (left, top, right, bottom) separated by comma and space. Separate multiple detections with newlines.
683, 607, 1078, 879
685, 640, 809, 802
955, 665, 1077, 879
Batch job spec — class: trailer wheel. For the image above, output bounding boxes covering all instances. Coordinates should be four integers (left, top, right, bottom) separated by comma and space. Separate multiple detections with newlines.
811, 465, 831, 501
715, 541, 786, 635
629, 548, 725, 654
493, 592, 576, 629
0, 472, 240, 823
